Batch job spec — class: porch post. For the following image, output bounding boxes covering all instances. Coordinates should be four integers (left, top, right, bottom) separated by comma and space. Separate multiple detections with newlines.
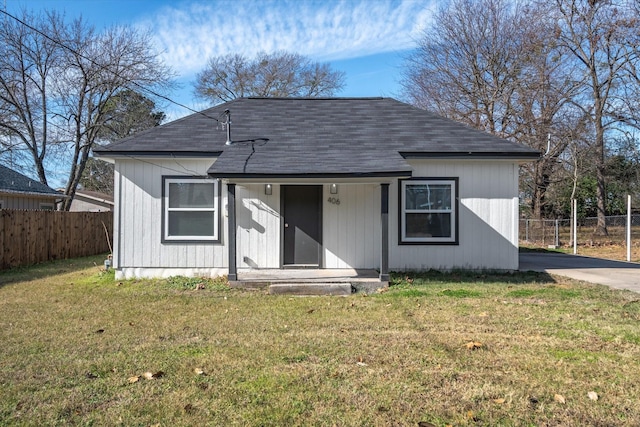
227, 183, 237, 281
380, 183, 389, 282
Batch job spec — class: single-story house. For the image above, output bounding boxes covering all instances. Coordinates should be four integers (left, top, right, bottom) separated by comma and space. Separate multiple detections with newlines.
0, 164, 62, 210
65, 190, 114, 212
93, 97, 540, 282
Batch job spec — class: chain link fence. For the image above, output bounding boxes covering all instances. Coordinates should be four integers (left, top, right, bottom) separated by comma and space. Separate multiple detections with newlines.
519, 214, 640, 248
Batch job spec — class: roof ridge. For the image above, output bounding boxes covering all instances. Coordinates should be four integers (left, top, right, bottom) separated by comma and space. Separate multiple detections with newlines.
246, 97, 386, 100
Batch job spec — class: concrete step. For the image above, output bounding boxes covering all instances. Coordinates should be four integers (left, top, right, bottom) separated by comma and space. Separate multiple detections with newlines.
268, 283, 353, 296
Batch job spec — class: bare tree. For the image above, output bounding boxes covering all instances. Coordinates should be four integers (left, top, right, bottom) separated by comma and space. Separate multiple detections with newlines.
553, 0, 640, 235
194, 51, 346, 104
0, 10, 63, 185
0, 10, 173, 209
402, 0, 528, 136
510, 8, 584, 218
80, 90, 166, 195
401, 0, 580, 219
56, 21, 172, 210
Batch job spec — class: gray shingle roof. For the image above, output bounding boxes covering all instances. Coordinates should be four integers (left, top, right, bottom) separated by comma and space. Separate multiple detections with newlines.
94, 97, 540, 177
0, 164, 61, 197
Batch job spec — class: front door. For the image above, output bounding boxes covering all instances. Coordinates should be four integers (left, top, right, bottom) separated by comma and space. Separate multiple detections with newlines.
282, 185, 322, 266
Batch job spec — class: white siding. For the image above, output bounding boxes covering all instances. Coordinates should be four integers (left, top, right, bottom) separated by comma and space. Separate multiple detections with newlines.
113, 157, 520, 277
390, 160, 519, 271
323, 183, 380, 269
114, 158, 227, 279
236, 184, 281, 268
0, 195, 55, 210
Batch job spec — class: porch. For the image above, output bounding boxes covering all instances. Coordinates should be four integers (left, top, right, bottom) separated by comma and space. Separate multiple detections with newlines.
229, 268, 388, 295
226, 182, 391, 284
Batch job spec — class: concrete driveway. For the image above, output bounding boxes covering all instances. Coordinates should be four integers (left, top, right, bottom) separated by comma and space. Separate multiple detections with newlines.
519, 252, 640, 293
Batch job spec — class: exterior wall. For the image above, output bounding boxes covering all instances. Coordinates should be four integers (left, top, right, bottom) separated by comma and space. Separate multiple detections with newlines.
235, 183, 381, 269
69, 198, 113, 212
236, 184, 281, 268
389, 160, 520, 271
113, 157, 520, 278
0, 194, 56, 210
323, 183, 380, 269
114, 158, 227, 279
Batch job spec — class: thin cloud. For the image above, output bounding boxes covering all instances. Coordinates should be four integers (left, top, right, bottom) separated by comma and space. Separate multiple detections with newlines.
142, 0, 434, 75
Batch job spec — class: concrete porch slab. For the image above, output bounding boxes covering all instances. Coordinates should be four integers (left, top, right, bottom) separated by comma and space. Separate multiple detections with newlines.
269, 283, 352, 296
229, 268, 388, 295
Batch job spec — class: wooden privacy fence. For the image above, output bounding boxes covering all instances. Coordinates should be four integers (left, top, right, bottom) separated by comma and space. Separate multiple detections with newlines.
0, 210, 113, 269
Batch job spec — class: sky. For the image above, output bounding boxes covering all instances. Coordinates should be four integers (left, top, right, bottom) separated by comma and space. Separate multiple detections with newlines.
5, 0, 436, 120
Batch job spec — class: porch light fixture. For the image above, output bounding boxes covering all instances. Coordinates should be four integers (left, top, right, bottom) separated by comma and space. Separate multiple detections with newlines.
265, 184, 272, 195
330, 184, 338, 194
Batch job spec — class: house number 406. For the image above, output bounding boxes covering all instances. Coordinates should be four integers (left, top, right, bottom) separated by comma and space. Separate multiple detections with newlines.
327, 197, 340, 205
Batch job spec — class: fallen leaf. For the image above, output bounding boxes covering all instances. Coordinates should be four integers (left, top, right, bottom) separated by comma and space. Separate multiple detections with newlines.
465, 341, 483, 350
588, 391, 598, 401
493, 398, 505, 404
554, 394, 566, 404
143, 371, 164, 380
85, 372, 98, 379
95, 329, 105, 334
479, 312, 489, 317
307, 309, 315, 314
194, 367, 205, 376
356, 362, 368, 367
128, 376, 140, 383
418, 422, 436, 427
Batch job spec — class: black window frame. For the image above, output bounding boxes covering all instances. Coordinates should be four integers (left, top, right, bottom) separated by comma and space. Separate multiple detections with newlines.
161, 175, 221, 244
398, 177, 459, 245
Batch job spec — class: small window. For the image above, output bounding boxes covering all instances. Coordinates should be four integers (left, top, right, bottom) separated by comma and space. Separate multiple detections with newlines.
162, 177, 219, 242
39, 202, 55, 211
400, 178, 458, 244
0, 199, 4, 209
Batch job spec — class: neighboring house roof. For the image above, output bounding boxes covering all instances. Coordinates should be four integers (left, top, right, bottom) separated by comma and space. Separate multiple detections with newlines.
94, 97, 540, 177
57, 189, 114, 211
0, 164, 61, 198
74, 190, 114, 205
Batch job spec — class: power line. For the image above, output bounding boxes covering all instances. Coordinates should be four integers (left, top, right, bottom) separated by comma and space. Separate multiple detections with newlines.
0, 8, 219, 123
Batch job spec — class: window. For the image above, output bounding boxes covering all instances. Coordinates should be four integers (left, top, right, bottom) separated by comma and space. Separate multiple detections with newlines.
162, 177, 219, 242
400, 178, 458, 244
39, 202, 55, 211
0, 199, 3, 209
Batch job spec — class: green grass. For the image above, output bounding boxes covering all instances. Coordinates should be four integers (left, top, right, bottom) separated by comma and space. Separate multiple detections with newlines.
1, 257, 640, 426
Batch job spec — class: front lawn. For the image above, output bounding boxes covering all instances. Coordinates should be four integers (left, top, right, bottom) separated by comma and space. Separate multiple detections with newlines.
1, 257, 639, 426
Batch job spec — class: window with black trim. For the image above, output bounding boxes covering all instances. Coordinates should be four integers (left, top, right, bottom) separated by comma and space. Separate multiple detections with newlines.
163, 177, 219, 242
39, 202, 55, 211
400, 178, 457, 244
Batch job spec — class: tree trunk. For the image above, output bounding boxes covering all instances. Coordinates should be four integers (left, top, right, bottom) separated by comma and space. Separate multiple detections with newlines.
594, 144, 608, 236
593, 99, 608, 236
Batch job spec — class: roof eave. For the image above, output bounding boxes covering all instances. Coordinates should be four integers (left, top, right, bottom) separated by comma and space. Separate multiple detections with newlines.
93, 150, 222, 159
0, 189, 66, 198
401, 151, 541, 160
207, 171, 413, 179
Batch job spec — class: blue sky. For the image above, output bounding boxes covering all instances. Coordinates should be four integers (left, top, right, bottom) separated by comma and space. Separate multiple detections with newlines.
5, 0, 436, 119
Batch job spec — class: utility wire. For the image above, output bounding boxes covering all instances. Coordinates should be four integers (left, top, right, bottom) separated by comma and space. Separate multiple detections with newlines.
0, 8, 220, 123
